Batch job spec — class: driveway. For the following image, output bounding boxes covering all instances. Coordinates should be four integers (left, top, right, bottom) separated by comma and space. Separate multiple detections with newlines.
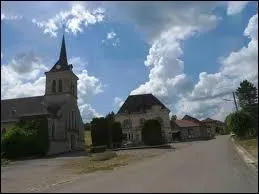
2, 135, 258, 193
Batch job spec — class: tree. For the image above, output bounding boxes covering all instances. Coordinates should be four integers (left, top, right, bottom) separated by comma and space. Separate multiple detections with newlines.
236, 80, 257, 111
170, 115, 177, 129
235, 80, 258, 136
111, 122, 123, 146
225, 110, 253, 137
141, 119, 162, 146
84, 123, 91, 131
90, 117, 109, 147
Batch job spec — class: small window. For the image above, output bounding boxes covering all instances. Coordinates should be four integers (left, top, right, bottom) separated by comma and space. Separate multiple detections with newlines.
52, 80, 56, 93
140, 118, 145, 127
58, 79, 62, 92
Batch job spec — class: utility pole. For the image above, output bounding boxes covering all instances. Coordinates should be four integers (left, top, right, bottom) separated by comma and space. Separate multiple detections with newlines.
232, 92, 238, 112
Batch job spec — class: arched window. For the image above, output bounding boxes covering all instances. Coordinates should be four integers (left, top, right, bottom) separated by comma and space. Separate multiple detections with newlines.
140, 118, 145, 127
58, 79, 62, 92
52, 80, 56, 93
123, 119, 132, 129
52, 120, 56, 140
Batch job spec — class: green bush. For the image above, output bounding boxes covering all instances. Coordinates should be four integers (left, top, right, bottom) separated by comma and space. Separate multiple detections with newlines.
225, 110, 253, 137
141, 119, 162, 146
1, 118, 49, 159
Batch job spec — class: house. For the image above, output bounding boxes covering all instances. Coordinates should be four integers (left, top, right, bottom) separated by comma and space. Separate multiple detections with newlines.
201, 118, 225, 135
115, 94, 172, 144
1, 35, 85, 155
173, 115, 213, 141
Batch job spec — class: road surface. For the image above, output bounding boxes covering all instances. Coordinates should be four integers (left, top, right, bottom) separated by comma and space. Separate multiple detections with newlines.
44, 135, 258, 193
1, 135, 257, 193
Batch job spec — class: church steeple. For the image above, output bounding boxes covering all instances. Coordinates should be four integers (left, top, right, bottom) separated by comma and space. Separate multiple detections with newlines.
59, 35, 68, 65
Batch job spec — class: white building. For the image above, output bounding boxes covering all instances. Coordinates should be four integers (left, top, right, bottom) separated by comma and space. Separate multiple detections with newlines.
115, 94, 172, 144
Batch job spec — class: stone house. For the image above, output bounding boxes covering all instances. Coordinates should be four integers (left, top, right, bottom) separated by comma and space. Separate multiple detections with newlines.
1, 35, 85, 155
115, 94, 172, 144
173, 116, 213, 141
201, 118, 225, 135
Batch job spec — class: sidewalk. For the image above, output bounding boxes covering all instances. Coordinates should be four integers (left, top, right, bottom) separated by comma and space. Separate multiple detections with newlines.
231, 136, 258, 172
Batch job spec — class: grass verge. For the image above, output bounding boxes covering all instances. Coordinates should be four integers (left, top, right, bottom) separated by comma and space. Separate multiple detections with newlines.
235, 137, 258, 158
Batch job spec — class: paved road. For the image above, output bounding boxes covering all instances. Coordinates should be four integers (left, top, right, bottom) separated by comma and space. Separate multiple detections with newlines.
43, 135, 258, 193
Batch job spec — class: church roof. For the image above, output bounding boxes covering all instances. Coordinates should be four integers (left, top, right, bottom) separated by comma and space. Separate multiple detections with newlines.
48, 35, 72, 73
1, 96, 48, 122
117, 93, 169, 114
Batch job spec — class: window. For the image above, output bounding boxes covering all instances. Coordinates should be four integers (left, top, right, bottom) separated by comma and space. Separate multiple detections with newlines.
123, 119, 132, 129
58, 79, 62, 92
140, 118, 145, 127
52, 120, 56, 139
52, 80, 56, 93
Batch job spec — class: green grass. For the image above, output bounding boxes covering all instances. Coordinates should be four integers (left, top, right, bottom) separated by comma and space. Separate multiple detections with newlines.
84, 131, 92, 151
61, 154, 131, 174
235, 137, 258, 158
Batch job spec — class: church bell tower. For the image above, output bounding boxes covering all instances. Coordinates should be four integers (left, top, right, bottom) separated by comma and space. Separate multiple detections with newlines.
44, 35, 78, 106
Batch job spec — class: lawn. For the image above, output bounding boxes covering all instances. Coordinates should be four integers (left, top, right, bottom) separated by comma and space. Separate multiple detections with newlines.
235, 137, 258, 158
84, 130, 92, 147
60, 153, 131, 174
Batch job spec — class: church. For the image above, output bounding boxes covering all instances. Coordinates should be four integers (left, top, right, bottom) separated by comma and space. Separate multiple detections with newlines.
1, 35, 85, 155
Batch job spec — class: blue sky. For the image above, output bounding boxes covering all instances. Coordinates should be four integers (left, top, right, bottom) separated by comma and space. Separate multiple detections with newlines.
1, 1, 258, 122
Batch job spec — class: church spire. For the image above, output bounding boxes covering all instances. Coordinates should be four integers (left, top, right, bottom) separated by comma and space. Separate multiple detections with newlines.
59, 34, 68, 65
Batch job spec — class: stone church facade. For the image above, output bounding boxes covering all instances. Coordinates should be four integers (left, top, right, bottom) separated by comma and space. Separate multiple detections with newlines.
115, 94, 172, 144
1, 35, 85, 155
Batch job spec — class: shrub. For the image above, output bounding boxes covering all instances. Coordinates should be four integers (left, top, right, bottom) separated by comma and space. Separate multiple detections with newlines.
1, 118, 49, 159
141, 119, 162, 146
111, 122, 123, 145
225, 110, 253, 137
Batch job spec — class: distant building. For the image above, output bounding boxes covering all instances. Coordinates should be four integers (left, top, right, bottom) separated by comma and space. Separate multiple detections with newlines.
201, 118, 225, 135
115, 94, 172, 144
172, 115, 214, 141
1, 35, 85, 155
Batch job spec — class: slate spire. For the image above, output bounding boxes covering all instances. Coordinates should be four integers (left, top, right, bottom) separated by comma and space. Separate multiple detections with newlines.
59, 34, 68, 65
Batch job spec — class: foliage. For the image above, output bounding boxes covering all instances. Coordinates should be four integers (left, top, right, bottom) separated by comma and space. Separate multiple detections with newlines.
90, 112, 122, 149
84, 123, 91, 131
225, 110, 253, 137
236, 80, 258, 111
1, 118, 49, 159
90, 117, 109, 147
141, 119, 162, 145
111, 122, 123, 144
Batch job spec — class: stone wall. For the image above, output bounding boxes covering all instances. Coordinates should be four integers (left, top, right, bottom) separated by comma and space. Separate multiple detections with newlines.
115, 105, 172, 143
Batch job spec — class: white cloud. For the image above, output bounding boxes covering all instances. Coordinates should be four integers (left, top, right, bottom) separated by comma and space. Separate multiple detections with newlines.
79, 104, 103, 123
31, 3, 105, 37
102, 31, 120, 47
113, 97, 124, 112
107, 31, 116, 40
1, 53, 104, 122
227, 1, 249, 15
1, 52, 3, 59
176, 13, 258, 121
1, 13, 23, 21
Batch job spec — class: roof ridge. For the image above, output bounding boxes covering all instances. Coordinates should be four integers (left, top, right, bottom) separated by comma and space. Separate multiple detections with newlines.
1, 95, 44, 101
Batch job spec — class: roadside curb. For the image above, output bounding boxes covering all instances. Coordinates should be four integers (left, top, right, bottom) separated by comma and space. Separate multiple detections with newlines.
230, 137, 258, 172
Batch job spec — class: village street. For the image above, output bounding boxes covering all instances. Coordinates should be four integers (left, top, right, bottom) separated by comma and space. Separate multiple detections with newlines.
1, 135, 258, 193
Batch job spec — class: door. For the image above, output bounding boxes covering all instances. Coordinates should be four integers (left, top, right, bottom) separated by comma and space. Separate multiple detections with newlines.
70, 134, 76, 150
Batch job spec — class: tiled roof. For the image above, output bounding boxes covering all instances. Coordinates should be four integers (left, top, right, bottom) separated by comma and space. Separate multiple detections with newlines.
175, 119, 200, 128
1, 96, 48, 122
117, 93, 169, 114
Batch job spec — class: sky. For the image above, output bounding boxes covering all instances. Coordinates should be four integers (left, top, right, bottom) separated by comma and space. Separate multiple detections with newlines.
1, 1, 258, 122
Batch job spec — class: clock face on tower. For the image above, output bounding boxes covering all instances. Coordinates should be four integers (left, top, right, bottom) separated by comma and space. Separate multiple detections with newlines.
56, 65, 61, 69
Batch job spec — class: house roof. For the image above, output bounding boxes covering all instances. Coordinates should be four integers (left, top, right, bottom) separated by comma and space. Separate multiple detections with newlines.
182, 115, 201, 123
201, 118, 214, 122
175, 119, 200, 128
117, 93, 169, 114
1, 96, 48, 122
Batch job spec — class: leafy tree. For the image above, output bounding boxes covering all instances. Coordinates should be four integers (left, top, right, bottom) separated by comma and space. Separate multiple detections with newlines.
141, 119, 162, 145
235, 80, 258, 136
236, 80, 257, 111
170, 115, 177, 129
111, 122, 123, 146
225, 110, 253, 137
84, 123, 91, 131
90, 117, 109, 147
